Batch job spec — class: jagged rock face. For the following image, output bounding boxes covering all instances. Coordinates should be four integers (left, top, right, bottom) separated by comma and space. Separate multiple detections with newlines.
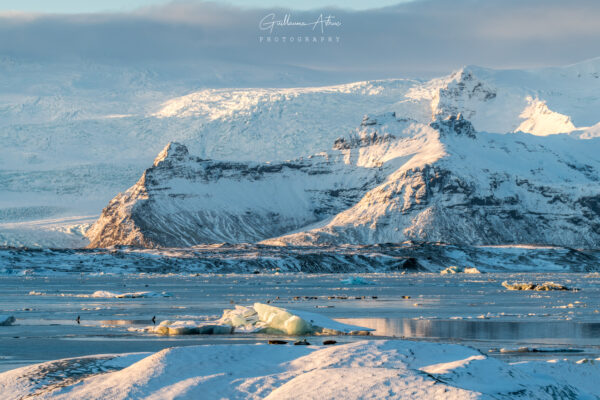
430, 114, 476, 138
429, 69, 498, 122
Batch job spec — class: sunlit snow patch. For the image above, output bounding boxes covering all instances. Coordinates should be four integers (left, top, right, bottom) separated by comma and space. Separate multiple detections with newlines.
5, 341, 600, 399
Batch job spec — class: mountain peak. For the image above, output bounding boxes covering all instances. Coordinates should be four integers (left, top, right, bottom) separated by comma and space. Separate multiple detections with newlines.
153, 142, 189, 167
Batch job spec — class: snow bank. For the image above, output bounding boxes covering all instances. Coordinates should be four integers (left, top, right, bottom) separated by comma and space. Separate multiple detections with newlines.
3, 340, 600, 399
440, 266, 482, 274
0, 315, 15, 326
502, 281, 572, 291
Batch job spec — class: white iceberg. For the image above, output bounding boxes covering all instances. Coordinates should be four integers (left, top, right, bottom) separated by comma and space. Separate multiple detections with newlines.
502, 281, 572, 291
440, 266, 482, 274
220, 303, 372, 335
150, 303, 372, 336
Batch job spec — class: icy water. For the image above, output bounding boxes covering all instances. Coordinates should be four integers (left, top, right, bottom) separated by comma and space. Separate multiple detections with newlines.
1, 272, 599, 372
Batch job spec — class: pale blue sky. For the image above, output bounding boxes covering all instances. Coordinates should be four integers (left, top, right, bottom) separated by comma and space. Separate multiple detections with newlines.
0, 0, 412, 13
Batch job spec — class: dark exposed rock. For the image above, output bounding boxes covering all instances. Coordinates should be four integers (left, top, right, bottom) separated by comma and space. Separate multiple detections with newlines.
430, 114, 476, 138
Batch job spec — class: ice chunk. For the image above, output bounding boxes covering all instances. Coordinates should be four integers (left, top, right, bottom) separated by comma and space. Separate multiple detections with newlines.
498, 347, 583, 354
254, 303, 313, 335
440, 266, 482, 274
152, 320, 233, 335
440, 266, 462, 274
219, 305, 260, 332
149, 304, 372, 336
218, 303, 372, 335
90, 291, 171, 298
502, 281, 572, 291
254, 303, 312, 335
340, 276, 374, 285
0, 315, 15, 326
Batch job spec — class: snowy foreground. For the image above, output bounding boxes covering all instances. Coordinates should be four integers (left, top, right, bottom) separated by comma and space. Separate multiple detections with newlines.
1, 340, 599, 399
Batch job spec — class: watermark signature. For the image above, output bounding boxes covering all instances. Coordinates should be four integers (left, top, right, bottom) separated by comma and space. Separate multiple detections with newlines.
258, 13, 341, 44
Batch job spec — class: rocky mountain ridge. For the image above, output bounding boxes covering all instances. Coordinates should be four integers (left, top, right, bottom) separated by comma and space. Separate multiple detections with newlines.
87, 108, 600, 248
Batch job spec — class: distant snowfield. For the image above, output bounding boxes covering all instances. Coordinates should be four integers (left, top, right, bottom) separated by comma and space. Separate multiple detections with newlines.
2, 57, 600, 248
1, 340, 599, 399
0, 216, 93, 248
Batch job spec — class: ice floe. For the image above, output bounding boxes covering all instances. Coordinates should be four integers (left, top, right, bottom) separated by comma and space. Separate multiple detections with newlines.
496, 346, 584, 354
153, 321, 233, 335
28, 290, 172, 298
149, 303, 372, 336
502, 281, 573, 291
340, 276, 374, 285
440, 266, 482, 274
89, 291, 172, 299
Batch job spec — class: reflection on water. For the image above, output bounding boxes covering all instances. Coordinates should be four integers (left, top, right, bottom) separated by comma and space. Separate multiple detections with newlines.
340, 318, 600, 340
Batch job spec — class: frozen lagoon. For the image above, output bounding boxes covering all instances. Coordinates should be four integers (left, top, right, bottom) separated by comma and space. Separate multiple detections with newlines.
1, 272, 599, 373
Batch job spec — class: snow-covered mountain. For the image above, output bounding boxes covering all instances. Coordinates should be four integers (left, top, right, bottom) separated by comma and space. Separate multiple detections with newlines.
4, 57, 600, 248
268, 116, 600, 247
86, 141, 385, 247
88, 111, 600, 248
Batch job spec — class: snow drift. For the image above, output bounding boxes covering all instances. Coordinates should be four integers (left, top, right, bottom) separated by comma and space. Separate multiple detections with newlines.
2, 340, 600, 399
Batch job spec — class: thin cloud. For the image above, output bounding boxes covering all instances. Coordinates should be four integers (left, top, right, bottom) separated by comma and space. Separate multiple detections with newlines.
1, 0, 599, 84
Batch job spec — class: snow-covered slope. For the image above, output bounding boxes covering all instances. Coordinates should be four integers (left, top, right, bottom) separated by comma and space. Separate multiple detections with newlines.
0, 60, 415, 249
400, 59, 600, 135
86, 141, 386, 247
271, 116, 600, 247
3, 340, 600, 399
5, 57, 600, 248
